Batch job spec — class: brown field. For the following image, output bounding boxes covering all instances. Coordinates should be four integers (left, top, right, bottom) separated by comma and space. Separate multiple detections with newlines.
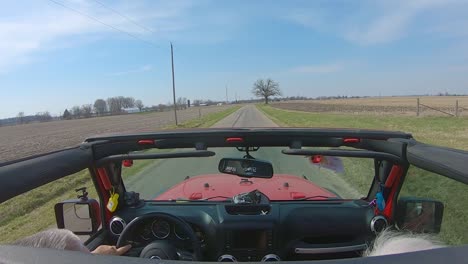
0, 106, 231, 163
272, 96, 468, 116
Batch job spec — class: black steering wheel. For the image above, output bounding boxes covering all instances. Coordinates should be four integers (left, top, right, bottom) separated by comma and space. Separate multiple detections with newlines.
116, 212, 202, 260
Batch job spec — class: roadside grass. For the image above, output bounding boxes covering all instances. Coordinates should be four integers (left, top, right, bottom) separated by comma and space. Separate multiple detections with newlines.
168, 106, 241, 129
0, 170, 97, 243
0, 106, 240, 244
340, 157, 374, 197
258, 104, 468, 245
257, 105, 468, 149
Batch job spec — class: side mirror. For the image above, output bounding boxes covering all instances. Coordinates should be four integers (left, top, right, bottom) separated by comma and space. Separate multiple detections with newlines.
219, 158, 274, 178
54, 198, 101, 235
395, 197, 444, 233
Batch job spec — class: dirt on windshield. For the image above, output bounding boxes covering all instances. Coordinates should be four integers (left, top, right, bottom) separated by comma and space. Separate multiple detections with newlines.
0, 106, 231, 163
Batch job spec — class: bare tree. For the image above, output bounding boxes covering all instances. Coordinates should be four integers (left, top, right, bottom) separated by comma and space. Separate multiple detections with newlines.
135, 99, 144, 112
35, 111, 52, 122
16, 112, 25, 124
106, 96, 135, 113
122, 97, 135, 108
176, 97, 187, 110
81, 104, 93, 118
71, 106, 82, 118
158, 104, 167, 112
107, 97, 122, 114
94, 99, 107, 115
252, 78, 282, 104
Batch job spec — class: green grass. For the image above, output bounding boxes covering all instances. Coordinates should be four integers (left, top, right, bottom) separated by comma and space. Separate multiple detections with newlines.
341, 157, 375, 196
0, 170, 98, 243
258, 105, 468, 149
0, 106, 240, 244
258, 104, 468, 245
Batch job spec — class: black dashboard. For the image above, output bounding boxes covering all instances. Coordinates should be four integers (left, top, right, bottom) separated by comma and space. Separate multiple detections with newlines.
108, 200, 378, 261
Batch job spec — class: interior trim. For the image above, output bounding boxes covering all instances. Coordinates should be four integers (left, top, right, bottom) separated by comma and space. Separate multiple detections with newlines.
295, 244, 367, 254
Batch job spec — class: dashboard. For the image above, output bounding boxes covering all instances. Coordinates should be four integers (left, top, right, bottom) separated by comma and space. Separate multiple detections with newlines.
131, 218, 205, 242
108, 200, 380, 261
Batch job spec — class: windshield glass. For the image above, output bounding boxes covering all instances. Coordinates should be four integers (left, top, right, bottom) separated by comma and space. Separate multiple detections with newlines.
122, 147, 374, 201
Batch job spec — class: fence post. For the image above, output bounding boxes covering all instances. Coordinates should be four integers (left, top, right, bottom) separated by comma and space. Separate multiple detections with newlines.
416, 98, 420, 116
198, 107, 202, 119
455, 100, 459, 117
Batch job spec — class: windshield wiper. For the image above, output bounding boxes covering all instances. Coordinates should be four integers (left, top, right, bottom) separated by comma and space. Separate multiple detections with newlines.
203, 196, 233, 201
296, 195, 340, 201
168, 196, 233, 202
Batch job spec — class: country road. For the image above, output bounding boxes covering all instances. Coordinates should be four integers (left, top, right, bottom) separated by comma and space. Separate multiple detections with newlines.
211, 105, 278, 128
126, 105, 363, 200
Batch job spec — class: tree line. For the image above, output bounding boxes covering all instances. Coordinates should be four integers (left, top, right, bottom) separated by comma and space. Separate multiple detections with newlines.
14, 111, 53, 124
62, 96, 144, 120
4, 95, 211, 126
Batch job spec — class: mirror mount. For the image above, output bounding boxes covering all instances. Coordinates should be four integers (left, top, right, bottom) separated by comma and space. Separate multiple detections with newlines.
76, 187, 89, 201
243, 148, 255, 160
54, 187, 101, 235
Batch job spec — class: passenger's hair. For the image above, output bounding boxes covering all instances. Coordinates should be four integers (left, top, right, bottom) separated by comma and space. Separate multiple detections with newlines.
12, 229, 89, 253
364, 229, 444, 256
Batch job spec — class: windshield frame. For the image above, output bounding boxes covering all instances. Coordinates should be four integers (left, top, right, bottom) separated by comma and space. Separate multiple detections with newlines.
119, 146, 384, 203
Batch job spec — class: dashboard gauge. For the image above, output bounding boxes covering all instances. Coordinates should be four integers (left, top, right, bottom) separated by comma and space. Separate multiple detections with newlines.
174, 225, 190, 240
151, 220, 171, 239
140, 226, 152, 241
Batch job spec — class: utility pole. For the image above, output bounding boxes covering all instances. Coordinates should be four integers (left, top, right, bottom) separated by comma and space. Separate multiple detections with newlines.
171, 42, 178, 125
225, 85, 228, 104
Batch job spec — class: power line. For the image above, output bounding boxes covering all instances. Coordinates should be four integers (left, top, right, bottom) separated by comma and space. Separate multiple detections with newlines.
91, 0, 157, 35
47, 0, 158, 48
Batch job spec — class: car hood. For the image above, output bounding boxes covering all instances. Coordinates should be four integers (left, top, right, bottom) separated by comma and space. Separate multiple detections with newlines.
155, 174, 337, 201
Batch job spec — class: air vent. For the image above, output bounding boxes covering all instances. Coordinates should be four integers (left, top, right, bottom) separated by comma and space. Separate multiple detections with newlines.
370, 215, 388, 233
109, 217, 126, 236
218, 255, 237, 262
261, 254, 281, 262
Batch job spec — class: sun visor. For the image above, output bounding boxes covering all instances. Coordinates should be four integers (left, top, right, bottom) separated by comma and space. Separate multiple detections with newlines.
407, 143, 468, 185
0, 146, 93, 204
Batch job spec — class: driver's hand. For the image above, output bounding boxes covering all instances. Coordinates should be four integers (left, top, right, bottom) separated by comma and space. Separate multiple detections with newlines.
91, 244, 132, 255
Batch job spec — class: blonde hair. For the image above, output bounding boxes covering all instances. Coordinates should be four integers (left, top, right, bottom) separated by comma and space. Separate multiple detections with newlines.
364, 229, 444, 256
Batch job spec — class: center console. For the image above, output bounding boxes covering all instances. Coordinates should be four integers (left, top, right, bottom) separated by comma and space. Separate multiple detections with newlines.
218, 197, 278, 262
221, 229, 275, 261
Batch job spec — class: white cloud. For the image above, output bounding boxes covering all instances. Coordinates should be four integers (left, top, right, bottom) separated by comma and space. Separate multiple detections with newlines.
109, 64, 153, 76
344, 8, 415, 45
291, 63, 344, 74
0, 1, 197, 73
344, 0, 448, 45
284, 0, 468, 46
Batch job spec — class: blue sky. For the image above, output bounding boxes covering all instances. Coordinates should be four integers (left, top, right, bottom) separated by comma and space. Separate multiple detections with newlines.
1, 0, 468, 118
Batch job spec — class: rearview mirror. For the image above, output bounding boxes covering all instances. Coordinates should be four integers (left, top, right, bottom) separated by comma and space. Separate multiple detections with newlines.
219, 158, 274, 178
395, 197, 444, 233
54, 198, 101, 235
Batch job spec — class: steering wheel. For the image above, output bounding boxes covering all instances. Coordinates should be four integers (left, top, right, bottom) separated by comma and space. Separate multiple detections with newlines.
116, 212, 202, 260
